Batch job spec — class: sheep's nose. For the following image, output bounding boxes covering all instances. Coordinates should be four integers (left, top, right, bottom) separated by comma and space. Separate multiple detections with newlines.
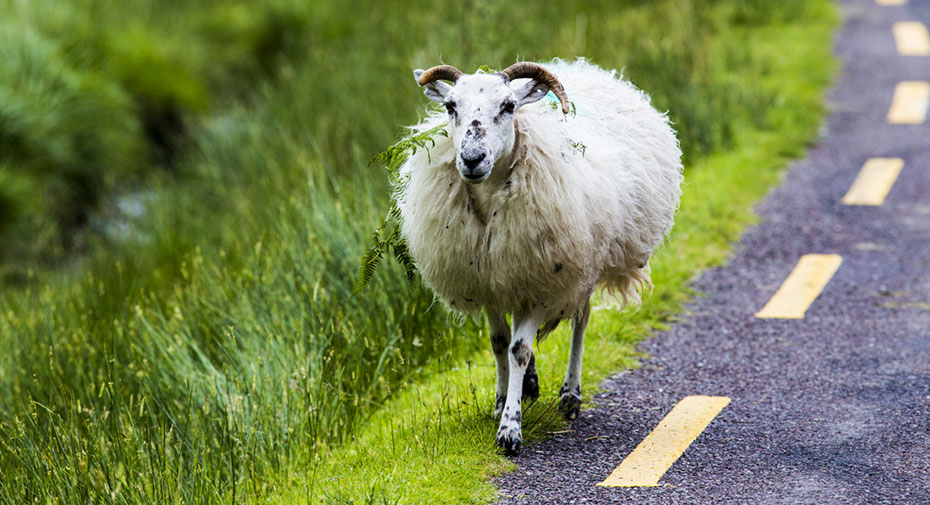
462, 152, 486, 170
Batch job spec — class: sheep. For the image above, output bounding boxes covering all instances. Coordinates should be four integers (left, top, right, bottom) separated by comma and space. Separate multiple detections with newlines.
396, 59, 683, 454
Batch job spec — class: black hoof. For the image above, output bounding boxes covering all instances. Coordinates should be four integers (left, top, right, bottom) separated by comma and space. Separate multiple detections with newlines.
558, 386, 582, 421
497, 428, 522, 455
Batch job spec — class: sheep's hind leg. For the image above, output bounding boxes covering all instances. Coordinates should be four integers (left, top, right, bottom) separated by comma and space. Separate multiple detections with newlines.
522, 354, 539, 403
497, 310, 545, 455
559, 300, 590, 421
488, 311, 512, 418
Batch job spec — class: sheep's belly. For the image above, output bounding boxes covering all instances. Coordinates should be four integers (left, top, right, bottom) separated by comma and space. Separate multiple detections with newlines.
414, 221, 596, 318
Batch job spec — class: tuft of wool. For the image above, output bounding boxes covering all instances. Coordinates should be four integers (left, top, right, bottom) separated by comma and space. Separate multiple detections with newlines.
397, 59, 683, 327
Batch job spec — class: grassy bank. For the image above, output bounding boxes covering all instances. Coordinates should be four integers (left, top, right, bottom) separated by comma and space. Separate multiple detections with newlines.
0, 0, 836, 503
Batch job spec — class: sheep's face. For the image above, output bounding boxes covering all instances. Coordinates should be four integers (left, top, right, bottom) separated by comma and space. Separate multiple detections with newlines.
414, 71, 552, 184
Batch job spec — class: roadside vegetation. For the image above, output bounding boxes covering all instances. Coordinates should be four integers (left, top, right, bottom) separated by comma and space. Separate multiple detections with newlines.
0, 0, 836, 503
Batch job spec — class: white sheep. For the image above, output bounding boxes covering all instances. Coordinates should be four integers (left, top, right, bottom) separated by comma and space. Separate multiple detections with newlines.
396, 59, 683, 453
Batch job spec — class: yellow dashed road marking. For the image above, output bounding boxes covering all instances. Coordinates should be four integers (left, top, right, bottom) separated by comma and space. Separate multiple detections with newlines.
598, 396, 731, 488
842, 158, 904, 206
894, 22, 930, 55
876, 0, 907, 5
755, 254, 843, 319
887, 81, 930, 124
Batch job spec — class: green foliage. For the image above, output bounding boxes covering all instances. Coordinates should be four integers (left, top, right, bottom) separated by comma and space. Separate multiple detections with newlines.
199, 1, 312, 77
369, 124, 448, 182
356, 124, 448, 292
0, 0, 323, 271
0, 164, 37, 232
356, 204, 407, 293
103, 23, 209, 112
0, 22, 142, 263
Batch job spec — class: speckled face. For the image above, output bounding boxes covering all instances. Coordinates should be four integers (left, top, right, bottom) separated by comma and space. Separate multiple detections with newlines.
414, 69, 553, 184
439, 74, 517, 183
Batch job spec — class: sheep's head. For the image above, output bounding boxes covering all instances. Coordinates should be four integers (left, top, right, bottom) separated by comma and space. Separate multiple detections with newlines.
414, 63, 568, 184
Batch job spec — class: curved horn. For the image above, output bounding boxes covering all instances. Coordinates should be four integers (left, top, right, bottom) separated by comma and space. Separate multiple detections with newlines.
417, 65, 463, 86
499, 62, 570, 114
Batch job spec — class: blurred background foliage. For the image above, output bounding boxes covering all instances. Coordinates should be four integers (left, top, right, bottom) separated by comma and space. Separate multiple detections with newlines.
0, 0, 312, 274
0, 0, 833, 503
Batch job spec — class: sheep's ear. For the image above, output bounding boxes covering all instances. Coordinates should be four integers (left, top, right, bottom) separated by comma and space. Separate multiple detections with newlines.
512, 79, 550, 108
413, 69, 452, 104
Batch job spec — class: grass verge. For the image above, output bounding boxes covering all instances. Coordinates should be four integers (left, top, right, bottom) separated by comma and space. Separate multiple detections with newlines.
268, 5, 838, 504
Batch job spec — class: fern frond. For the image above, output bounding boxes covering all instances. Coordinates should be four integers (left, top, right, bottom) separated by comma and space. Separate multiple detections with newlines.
386, 202, 402, 223
369, 124, 447, 178
391, 240, 416, 284
355, 124, 447, 293
354, 228, 388, 294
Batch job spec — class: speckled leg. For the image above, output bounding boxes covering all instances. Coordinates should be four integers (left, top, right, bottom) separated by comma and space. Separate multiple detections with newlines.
488, 311, 511, 418
522, 353, 539, 403
559, 300, 590, 421
497, 310, 544, 455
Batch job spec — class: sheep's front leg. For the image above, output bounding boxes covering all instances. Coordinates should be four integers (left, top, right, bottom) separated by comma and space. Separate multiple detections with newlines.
496, 310, 544, 454
487, 311, 511, 418
559, 299, 590, 420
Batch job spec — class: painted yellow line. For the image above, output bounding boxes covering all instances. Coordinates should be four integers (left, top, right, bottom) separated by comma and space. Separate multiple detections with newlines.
894, 22, 930, 55
842, 157, 904, 206
598, 396, 731, 488
876, 0, 906, 5
887, 81, 930, 124
755, 254, 843, 319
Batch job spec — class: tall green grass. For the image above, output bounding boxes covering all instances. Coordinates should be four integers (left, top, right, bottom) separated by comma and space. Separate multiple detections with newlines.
0, 0, 835, 503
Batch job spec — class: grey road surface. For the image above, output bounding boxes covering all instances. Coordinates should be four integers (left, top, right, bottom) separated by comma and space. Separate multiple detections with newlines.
495, 1, 930, 503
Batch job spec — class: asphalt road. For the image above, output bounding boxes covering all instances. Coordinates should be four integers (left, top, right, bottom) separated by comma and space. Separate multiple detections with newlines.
495, 1, 930, 503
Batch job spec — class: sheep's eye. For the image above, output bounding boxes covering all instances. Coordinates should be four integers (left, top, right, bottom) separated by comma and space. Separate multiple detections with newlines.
444, 102, 456, 114
500, 101, 515, 115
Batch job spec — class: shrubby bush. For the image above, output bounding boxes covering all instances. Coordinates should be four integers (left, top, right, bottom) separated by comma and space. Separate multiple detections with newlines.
0, 24, 141, 266
0, 0, 319, 273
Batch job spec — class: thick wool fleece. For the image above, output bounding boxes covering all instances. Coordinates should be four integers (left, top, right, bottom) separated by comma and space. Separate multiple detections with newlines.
398, 59, 683, 325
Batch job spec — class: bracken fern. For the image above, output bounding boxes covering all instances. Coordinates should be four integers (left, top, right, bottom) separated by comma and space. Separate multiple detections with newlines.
355, 124, 447, 292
